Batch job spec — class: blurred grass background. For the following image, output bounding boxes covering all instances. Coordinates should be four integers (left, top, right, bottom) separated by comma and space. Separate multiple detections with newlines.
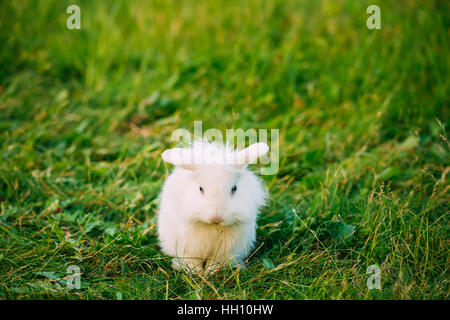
0, 0, 448, 299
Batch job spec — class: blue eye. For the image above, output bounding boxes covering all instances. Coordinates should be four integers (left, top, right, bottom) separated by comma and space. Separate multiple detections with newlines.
231, 185, 237, 194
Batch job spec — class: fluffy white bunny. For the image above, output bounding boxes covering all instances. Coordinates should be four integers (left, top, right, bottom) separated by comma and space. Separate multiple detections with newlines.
157, 141, 269, 273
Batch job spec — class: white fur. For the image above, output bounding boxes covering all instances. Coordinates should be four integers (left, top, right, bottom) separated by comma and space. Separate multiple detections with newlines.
157, 141, 268, 273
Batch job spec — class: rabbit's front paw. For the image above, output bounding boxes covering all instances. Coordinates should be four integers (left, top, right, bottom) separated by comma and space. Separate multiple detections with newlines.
172, 257, 204, 274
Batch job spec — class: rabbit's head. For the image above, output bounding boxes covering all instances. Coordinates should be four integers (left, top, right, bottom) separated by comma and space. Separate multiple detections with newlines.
161, 142, 269, 226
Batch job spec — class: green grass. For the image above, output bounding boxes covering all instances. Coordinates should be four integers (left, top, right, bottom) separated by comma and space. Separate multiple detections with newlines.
0, 0, 448, 299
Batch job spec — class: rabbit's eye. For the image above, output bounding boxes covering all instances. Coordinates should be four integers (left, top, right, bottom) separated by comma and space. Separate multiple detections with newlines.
231, 185, 237, 194
199, 186, 204, 194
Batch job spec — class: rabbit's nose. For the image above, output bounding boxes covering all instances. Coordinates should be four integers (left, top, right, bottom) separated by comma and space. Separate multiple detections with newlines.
211, 215, 224, 224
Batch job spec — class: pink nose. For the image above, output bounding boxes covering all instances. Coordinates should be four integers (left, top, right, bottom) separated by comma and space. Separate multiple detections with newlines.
211, 215, 224, 224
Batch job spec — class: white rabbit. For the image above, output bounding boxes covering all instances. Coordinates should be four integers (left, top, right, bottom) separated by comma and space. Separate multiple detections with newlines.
157, 141, 269, 273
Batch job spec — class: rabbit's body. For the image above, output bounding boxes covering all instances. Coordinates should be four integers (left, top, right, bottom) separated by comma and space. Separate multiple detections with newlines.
159, 196, 256, 271
157, 142, 268, 272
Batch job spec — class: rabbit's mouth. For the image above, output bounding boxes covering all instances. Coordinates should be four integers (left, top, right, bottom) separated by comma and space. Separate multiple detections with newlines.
208, 218, 241, 227
194, 218, 237, 227
192, 214, 241, 226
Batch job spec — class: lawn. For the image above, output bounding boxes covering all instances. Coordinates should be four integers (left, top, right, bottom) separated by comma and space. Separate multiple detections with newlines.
0, 0, 448, 299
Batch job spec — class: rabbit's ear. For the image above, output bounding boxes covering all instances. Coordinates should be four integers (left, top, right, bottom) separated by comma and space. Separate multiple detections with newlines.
234, 142, 269, 168
161, 148, 197, 171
